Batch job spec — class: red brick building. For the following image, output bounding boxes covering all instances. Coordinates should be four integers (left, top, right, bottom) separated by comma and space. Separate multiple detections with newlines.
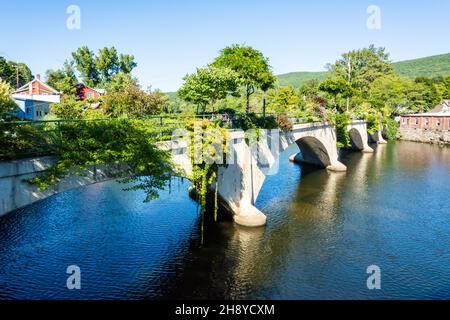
399, 100, 450, 144
400, 100, 450, 131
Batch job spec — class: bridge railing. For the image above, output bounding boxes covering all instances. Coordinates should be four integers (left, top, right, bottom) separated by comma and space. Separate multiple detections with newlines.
0, 113, 309, 160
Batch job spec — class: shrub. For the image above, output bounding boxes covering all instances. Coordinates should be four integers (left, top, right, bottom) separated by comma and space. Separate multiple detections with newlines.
335, 112, 351, 148
383, 118, 399, 140
276, 114, 293, 132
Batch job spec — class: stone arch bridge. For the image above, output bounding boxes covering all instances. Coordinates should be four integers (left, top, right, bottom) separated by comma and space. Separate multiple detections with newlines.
0, 121, 373, 227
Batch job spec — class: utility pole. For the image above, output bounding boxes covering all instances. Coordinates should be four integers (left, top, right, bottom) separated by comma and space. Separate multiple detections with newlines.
16, 64, 19, 89
347, 56, 352, 113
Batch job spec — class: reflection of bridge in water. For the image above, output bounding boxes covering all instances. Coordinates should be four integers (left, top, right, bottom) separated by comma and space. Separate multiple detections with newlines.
0, 121, 377, 228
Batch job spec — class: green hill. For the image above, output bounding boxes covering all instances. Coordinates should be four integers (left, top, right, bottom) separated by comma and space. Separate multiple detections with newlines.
276, 53, 450, 88
277, 71, 327, 88
393, 53, 450, 79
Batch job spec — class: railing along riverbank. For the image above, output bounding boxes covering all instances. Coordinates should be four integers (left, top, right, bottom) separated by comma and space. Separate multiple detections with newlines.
0, 113, 308, 160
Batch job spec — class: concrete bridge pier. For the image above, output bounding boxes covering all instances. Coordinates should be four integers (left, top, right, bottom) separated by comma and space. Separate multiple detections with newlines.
348, 121, 374, 153
370, 130, 388, 144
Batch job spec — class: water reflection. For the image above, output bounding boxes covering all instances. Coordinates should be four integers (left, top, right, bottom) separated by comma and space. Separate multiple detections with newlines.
0, 142, 449, 300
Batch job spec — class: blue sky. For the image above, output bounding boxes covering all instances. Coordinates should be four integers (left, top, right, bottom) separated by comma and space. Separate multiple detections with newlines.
0, 0, 448, 91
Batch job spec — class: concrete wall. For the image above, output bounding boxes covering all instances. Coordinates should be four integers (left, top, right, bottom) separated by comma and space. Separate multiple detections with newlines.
0, 157, 115, 217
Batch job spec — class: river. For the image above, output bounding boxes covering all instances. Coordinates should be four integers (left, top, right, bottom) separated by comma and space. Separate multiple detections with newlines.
0, 141, 449, 300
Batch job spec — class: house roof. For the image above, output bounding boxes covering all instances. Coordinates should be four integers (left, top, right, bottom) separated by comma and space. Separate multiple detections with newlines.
13, 77, 60, 95
404, 100, 450, 117
428, 100, 450, 113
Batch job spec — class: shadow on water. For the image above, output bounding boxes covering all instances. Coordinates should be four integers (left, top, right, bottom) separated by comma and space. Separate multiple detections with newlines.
0, 141, 450, 299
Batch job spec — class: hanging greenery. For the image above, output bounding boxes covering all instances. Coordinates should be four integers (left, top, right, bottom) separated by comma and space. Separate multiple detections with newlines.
334, 112, 351, 148
185, 119, 229, 225
27, 119, 174, 202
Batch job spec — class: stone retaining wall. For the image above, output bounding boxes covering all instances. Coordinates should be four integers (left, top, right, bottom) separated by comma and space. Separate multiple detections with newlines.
399, 127, 450, 145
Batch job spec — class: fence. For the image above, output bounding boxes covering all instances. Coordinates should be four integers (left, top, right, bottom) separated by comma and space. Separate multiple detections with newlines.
0, 113, 307, 160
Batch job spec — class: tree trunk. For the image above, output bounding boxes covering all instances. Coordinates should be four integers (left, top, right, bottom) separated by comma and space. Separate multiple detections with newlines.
246, 88, 251, 114
263, 91, 267, 118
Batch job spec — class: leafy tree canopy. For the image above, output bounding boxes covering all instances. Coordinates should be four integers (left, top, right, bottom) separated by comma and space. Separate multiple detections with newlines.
178, 66, 241, 114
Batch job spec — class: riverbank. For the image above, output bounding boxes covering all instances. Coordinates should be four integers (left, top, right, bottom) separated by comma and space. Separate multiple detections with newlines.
398, 127, 450, 145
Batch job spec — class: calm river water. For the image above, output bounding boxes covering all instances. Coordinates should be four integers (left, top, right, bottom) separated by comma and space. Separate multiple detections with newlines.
0, 141, 449, 300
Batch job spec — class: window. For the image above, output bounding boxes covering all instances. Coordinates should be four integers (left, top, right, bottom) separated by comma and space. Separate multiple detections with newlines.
415, 118, 419, 125
425, 118, 429, 126
26, 107, 30, 114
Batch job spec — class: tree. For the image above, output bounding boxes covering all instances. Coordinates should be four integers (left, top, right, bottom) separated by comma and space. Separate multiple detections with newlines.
119, 54, 137, 74
71, 47, 137, 87
0, 56, 32, 89
178, 66, 240, 114
267, 86, 300, 113
319, 78, 353, 112
415, 77, 441, 108
96, 47, 120, 83
260, 72, 277, 117
328, 45, 394, 104
212, 44, 275, 114
45, 61, 78, 96
0, 78, 16, 118
103, 85, 170, 117
72, 46, 100, 87
105, 72, 138, 93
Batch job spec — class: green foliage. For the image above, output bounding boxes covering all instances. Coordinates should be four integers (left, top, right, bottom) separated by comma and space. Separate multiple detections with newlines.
212, 44, 275, 113
277, 72, 327, 89
0, 79, 16, 117
394, 53, 450, 79
102, 85, 169, 117
266, 86, 300, 113
319, 78, 353, 110
277, 53, 450, 90
383, 118, 400, 141
105, 72, 138, 93
72, 46, 100, 87
51, 98, 88, 119
27, 119, 173, 202
366, 112, 381, 135
72, 46, 137, 87
0, 123, 50, 160
45, 61, 78, 96
334, 112, 351, 148
328, 45, 394, 90
178, 66, 241, 114
185, 120, 228, 223
0, 56, 33, 88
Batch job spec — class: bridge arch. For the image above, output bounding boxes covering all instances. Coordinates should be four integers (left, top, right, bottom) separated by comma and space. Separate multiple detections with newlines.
293, 136, 332, 168
347, 121, 374, 153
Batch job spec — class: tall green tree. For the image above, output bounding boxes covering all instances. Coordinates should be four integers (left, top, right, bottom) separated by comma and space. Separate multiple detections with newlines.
45, 61, 78, 96
119, 54, 137, 74
72, 46, 100, 87
96, 47, 120, 83
0, 56, 32, 89
178, 66, 240, 114
212, 44, 275, 114
319, 78, 353, 112
328, 45, 394, 107
0, 78, 16, 117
